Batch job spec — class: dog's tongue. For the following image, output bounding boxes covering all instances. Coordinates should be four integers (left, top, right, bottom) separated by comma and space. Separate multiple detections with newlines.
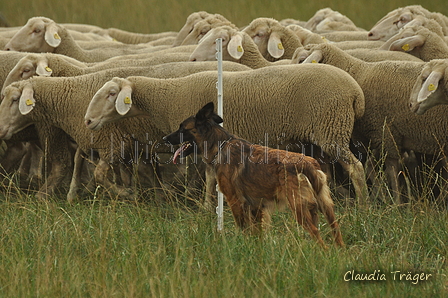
173, 143, 190, 164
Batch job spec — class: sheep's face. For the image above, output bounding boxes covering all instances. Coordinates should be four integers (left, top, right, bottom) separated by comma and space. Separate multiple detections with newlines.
85, 80, 123, 130
181, 21, 213, 45
409, 60, 447, 115
85, 79, 147, 130
173, 11, 211, 47
0, 84, 34, 140
2, 56, 48, 95
189, 27, 239, 62
4, 17, 58, 52
368, 7, 418, 41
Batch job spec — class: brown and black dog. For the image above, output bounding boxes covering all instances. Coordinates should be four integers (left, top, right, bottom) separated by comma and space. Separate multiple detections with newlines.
163, 102, 344, 248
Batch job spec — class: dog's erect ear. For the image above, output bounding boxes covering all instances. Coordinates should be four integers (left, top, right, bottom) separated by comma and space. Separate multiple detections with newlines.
212, 114, 223, 124
195, 102, 215, 122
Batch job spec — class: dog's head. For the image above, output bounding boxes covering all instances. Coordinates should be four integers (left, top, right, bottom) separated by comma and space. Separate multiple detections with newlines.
163, 102, 223, 163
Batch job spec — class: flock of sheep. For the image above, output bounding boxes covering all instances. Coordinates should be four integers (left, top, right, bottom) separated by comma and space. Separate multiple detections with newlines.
0, 5, 447, 207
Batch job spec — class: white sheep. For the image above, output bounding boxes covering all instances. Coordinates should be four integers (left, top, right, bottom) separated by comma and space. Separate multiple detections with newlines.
172, 11, 215, 47
3, 17, 161, 62
305, 8, 364, 33
3, 52, 250, 92
285, 24, 328, 45
189, 25, 291, 69
0, 73, 167, 201
380, 26, 448, 62
279, 18, 307, 27
180, 14, 237, 46
321, 31, 369, 42
102, 28, 177, 44
295, 42, 448, 203
83, 64, 368, 203
285, 24, 380, 50
242, 18, 302, 61
368, 5, 448, 41
409, 59, 448, 115
344, 48, 423, 62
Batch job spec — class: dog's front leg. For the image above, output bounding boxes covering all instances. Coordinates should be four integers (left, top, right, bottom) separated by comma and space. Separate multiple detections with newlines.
203, 165, 217, 212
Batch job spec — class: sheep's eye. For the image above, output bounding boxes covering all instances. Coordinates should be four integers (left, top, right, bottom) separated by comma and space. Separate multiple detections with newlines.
12, 96, 19, 102
23, 69, 30, 73
33, 29, 41, 33
109, 92, 116, 97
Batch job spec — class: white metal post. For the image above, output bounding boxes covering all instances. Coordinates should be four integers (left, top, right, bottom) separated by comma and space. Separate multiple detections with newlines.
215, 38, 224, 232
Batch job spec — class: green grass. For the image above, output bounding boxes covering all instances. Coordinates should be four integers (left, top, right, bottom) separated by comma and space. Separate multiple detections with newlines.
1, 0, 448, 296
0, 186, 446, 297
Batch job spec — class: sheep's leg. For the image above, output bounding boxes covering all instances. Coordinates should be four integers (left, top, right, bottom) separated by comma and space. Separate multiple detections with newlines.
67, 148, 84, 203
36, 159, 67, 200
384, 157, 403, 204
94, 159, 134, 199
338, 153, 369, 204
0, 142, 27, 174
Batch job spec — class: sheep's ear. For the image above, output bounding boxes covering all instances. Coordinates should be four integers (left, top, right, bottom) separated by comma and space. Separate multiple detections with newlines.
302, 50, 323, 63
18, 84, 35, 115
115, 85, 133, 115
227, 33, 244, 59
35, 60, 52, 77
44, 23, 61, 48
267, 32, 285, 58
417, 71, 443, 102
388, 35, 425, 52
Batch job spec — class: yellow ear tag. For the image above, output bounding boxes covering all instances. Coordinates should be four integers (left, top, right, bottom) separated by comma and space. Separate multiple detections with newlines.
321, 36, 328, 42
428, 83, 436, 91
311, 60, 317, 63
25, 99, 33, 106
277, 43, 284, 50
237, 45, 243, 52
402, 44, 410, 51
124, 96, 131, 104
45, 66, 52, 72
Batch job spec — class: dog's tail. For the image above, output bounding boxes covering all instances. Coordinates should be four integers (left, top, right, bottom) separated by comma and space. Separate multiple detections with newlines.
314, 170, 345, 247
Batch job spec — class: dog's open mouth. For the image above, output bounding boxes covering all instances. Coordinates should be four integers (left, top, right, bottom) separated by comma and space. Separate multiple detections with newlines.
173, 142, 195, 164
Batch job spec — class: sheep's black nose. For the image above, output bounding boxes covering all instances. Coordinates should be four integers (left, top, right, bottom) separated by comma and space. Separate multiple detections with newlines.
4, 48, 10, 51
367, 32, 373, 37
85, 119, 92, 126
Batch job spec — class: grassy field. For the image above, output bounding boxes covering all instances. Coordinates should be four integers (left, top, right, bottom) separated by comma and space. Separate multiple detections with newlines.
1, 0, 448, 34
0, 188, 446, 297
0, 0, 448, 297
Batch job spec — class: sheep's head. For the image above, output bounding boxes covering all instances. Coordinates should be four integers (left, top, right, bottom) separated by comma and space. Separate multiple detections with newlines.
0, 82, 35, 140
291, 44, 324, 64
172, 11, 212, 47
85, 77, 147, 130
367, 5, 427, 41
242, 18, 286, 59
2, 53, 52, 94
181, 14, 233, 46
409, 59, 448, 115
4, 17, 61, 52
189, 26, 244, 62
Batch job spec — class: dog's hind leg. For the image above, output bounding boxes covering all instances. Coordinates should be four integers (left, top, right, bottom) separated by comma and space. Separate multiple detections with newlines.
315, 170, 345, 247
288, 173, 328, 248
